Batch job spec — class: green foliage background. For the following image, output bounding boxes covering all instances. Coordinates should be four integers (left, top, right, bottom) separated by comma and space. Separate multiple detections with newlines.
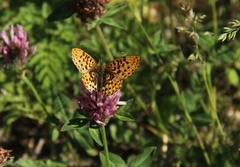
1, 0, 240, 166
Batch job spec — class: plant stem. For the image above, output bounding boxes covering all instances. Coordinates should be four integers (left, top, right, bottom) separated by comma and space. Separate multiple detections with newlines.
21, 71, 83, 166
128, 2, 166, 134
21, 71, 48, 116
67, 141, 82, 167
168, 75, 211, 166
100, 125, 110, 167
126, 83, 147, 110
96, 25, 113, 60
210, 0, 218, 37
128, 3, 162, 65
202, 62, 225, 138
151, 86, 168, 133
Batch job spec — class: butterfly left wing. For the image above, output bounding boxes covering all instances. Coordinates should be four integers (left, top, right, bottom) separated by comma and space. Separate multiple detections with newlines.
71, 48, 97, 73
82, 72, 97, 92
105, 55, 141, 79
71, 48, 98, 92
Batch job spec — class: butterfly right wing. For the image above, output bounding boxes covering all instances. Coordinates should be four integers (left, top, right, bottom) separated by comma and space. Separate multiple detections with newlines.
101, 76, 123, 95
71, 48, 97, 73
101, 55, 140, 95
105, 55, 141, 79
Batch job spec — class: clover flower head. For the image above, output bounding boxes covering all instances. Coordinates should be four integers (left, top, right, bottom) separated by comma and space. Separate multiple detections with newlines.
77, 81, 126, 125
72, 0, 109, 24
0, 148, 12, 165
0, 24, 37, 70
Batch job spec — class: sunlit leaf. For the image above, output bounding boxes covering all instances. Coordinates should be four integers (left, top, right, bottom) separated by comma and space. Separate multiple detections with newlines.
103, 3, 128, 17
89, 128, 103, 146
226, 68, 239, 87
128, 147, 156, 167
101, 18, 127, 30
87, 19, 102, 30
100, 152, 127, 167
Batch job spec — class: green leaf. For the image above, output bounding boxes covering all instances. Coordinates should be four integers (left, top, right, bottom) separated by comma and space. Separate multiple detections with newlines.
16, 158, 66, 167
89, 127, 103, 146
61, 118, 89, 131
4, 111, 22, 126
87, 19, 102, 30
51, 127, 60, 141
53, 93, 72, 120
46, 0, 75, 22
153, 30, 162, 48
103, 3, 128, 17
89, 120, 100, 129
155, 44, 179, 53
69, 129, 96, 155
117, 99, 134, 113
100, 152, 127, 167
226, 68, 239, 87
3, 156, 15, 166
180, 90, 196, 112
101, 18, 127, 30
115, 112, 134, 122
192, 113, 213, 125
128, 147, 156, 167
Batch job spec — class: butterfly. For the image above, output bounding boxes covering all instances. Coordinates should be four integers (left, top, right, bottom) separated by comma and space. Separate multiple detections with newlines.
71, 48, 141, 95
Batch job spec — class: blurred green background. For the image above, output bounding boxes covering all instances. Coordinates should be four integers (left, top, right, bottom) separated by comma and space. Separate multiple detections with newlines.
1, 0, 240, 166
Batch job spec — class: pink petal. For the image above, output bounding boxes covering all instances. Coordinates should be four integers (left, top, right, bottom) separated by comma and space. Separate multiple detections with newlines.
13, 37, 21, 48
3, 46, 9, 55
117, 101, 127, 105
31, 46, 37, 55
1, 30, 10, 45
17, 24, 28, 43
96, 120, 106, 126
23, 41, 30, 50
9, 25, 14, 40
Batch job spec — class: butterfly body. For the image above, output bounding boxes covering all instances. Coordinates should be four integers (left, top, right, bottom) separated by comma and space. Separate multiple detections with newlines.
71, 48, 140, 95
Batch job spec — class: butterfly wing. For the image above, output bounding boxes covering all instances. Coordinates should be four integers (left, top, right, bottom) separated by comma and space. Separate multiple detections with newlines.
101, 55, 140, 95
82, 72, 97, 92
101, 77, 123, 95
72, 48, 98, 92
72, 49, 140, 95
71, 48, 97, 73
105, 55, 141, 79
